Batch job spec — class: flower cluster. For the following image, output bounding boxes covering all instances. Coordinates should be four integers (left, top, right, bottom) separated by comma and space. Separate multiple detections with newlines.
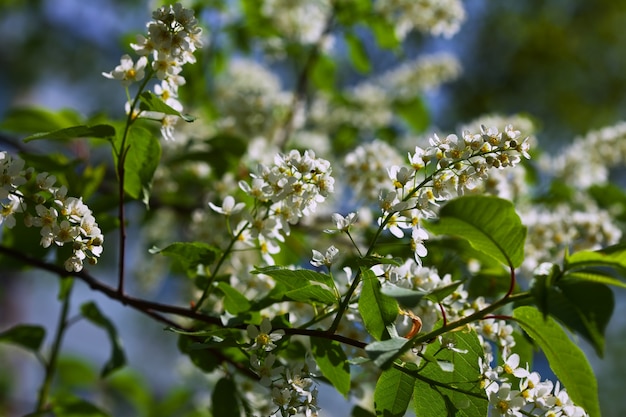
260, 0, 332, 47
375, 0, 466, 40
247, 319, 319, 416
103, 3, 202, 140
481, 353, 588, 417
374, 125, 530, 264
0, 152, 103, 272
521, 204, 622, 273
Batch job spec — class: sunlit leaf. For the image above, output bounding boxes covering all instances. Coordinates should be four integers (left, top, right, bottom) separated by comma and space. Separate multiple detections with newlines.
374, 367, 415, 417
425, 196, 526, 268
359, 269, 398, 341
151, 242, 220, 277
513, 306, 600, 417
311, 338, 351, 397
23, 124, 116, 142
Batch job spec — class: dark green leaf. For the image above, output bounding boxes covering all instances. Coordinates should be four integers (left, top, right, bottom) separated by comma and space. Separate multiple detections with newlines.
80, 301, 126, 377
178, 335, 219, 373
548, 280, 613, 357
374, 367, 415, 417
513, 306, 600, 417
152, 242, 220, 277
356, 256, 404, 269
359, 269, 399, 341
139, 91, 195, 122
425, 196, 527, 268
351, 405, 377, 417
211, 377, 241, 417
0, 324, 45, 352
311, 337, 351, 397
217, 282, 251, 314
24, 124, 116, 142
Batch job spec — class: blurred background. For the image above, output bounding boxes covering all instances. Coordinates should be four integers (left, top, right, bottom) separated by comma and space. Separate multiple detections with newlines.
2, 0, 626, 416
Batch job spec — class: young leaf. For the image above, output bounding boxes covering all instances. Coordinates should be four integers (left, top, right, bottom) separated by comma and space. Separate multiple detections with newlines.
80, 301, 126, 377
358, 269, 399, 341
374, 367, 415, 417
151, 242, 220, 277
0, 324, 46, 352
311, 337, 351, 397
513, 306, 600, 417
23, 124, 116, 142
425, 196, 527, 268
211, 377, 241, 417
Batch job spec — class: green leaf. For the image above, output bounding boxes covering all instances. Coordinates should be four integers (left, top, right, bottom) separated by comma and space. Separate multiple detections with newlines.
311, 338, 351, 397
252, 266, 336, 289
351, 405, 377, 417
151, 242, 220, 277
51, 395, 111, 417
513, 306, 600, 417
393, 98, 430, 133
114, 126, 161, 205
368, 17, 400, 50
211, 377, 241, 417
80, 302, 126, 377
412, 329, 487, 417
23, 124, 116, 142
217, 282, 251, 315
139, 91, 195, 122
178, 335, 219, 373
311, 54, 337, 93
0, 324, 45, 352
565, 244, 626, 288
425, 196, 527, 268
365, 338, 409, 369
544, 280, 614, 357
374, 367, 415, 417
356, 256, 404, 269
345, 32, 371, 73
285, 285, 337, 304
358, 269, 399, 341
380, 283, 427, 308
0, 106, 83, 134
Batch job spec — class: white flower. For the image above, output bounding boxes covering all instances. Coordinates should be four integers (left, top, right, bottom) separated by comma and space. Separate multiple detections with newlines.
208, 195, 244, 216
310, 245, 339, 267
247, 318, 285, 351
488, 382, 525, 416
102, 54, 148, 87
324, 212, 358, 233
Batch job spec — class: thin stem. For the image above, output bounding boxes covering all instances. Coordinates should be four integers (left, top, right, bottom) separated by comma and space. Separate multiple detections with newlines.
193, 221, 249, 312
35, 279, 74, 412
116, 69, 154, 295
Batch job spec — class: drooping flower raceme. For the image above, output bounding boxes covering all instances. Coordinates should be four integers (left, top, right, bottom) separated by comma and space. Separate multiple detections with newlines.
102, 3, 202, 140
237, 149, 334, 264
0, 152, 104, 272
